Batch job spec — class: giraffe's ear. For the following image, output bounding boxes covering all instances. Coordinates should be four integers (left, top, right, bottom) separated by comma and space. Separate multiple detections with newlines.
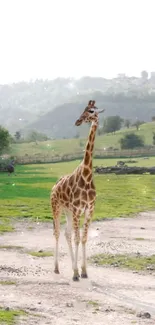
88, 100, 92, 106
88, 100, 96, 108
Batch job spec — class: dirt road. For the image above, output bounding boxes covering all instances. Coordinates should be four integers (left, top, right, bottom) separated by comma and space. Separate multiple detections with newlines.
0, 212, 155, 324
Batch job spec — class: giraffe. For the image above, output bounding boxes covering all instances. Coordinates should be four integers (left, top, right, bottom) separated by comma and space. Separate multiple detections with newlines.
51, 100, 105, 281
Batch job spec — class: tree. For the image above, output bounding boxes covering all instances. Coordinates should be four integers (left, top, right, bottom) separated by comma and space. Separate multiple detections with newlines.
120, 133, 144, 149
152, 116, 155, 122
132, 120, 144, 131
103, 116, 123, 134
26, 131, 49, 142
14, 130, 21, 141
153, 132, 155, 145
0, 126, 11, 154
124, 119, 131, 129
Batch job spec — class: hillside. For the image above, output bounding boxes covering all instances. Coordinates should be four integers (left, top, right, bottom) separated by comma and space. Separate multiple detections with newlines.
10, 122, 155, 158
0, 78, 77, 134
24, 92, 155, 138
1, 75, 155, 138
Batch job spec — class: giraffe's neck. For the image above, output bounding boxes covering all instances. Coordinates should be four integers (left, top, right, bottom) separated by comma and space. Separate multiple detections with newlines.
82, 121, 98, 172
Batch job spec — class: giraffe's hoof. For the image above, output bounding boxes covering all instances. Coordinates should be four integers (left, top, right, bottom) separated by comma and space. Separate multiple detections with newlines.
54, 269, 60, 274
81, 272, 88, 278
73, 275, 80, 281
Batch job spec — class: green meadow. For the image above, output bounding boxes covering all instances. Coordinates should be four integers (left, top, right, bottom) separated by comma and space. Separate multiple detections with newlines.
0, 157, 155, 232
10, 122, 155, 157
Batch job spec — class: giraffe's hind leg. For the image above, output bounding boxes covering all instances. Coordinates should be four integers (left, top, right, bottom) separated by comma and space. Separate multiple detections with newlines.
52, 199, 61, 274
65, 211, 75, 273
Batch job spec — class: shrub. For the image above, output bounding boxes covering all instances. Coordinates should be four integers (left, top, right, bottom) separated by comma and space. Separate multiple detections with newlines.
120, 133, 144, 149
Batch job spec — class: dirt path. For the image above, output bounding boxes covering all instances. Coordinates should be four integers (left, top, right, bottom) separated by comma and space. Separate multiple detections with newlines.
0, 212, 155, 324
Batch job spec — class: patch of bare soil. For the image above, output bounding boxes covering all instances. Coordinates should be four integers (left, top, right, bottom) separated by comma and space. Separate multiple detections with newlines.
0, 212, 155, 324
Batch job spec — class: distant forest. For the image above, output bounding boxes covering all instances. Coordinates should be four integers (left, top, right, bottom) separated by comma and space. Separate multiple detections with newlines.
0, 72, 155, 138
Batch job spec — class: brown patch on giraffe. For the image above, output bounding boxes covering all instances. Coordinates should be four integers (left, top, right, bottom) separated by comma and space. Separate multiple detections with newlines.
62, 181, 67, 192
70, 192, 73, 201
85, 183, 90, 190
82, 190, 87, 201
87, 143, 90, 151
89, 132, 93, 142
69, 174, 75, 187
65, 202, 69, 208
91, 180, 95, 190
77, 207, 82, 215
83, 167, 90, 178
78, 176, 85, 188
56, 185, 61, 193
74, 188, 81, 199
89, 158, 93, 166
75, 170, 81, 182
88, 189, 96, 201
89, 203, 94, 210
62, 193, 68, 202
73, 207, 77, 215
91, 133, 95, 142
90, 144, 94, 152
74, 199, 80, 207
72, 184, 77, 193
81, 200, 86, 207
87, 173, 92, 182
84, 151, 90, 165
66, 187, 71, 196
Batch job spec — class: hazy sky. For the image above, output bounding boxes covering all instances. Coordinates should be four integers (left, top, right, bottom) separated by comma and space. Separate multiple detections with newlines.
0, 0, 154, 84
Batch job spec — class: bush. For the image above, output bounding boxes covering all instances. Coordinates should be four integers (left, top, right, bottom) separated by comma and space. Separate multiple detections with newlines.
103, 116, 123, 134
0, 158, 9, 172
0, 126, 11, 154
120, 133, 144, 149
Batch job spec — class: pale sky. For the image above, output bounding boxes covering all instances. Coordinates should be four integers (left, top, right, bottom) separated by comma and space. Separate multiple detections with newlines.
0, 0, 154, 84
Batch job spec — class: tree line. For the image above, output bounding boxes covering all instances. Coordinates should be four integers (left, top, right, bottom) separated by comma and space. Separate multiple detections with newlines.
98, 115, 146, 135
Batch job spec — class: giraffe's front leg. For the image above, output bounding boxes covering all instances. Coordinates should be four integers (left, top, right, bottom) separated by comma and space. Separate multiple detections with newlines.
81, 207, 94, 278
72, 213, 80, 281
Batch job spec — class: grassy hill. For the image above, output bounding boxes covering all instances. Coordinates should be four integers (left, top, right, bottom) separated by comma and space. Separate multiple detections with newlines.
24, 93, 155, 138
10, 122, 155, 158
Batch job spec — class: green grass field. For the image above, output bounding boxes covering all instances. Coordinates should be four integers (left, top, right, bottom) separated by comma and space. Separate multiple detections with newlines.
1, 157, 155, 233
10, 122, 155, 158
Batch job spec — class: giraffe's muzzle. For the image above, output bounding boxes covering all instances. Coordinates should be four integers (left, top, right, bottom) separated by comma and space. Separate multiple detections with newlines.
75, 119, 82, 126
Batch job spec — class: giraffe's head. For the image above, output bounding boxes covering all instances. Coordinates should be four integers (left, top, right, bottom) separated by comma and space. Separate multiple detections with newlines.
75, 100, 105, 126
